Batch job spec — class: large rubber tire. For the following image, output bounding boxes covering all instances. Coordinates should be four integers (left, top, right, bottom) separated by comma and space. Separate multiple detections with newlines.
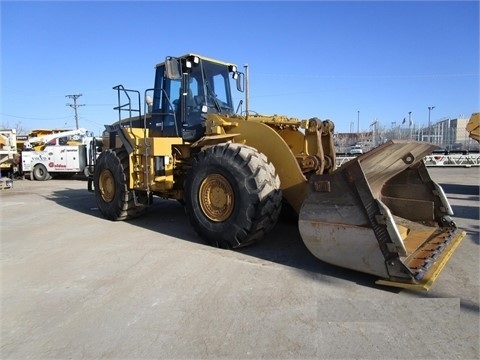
93, 148, 149, 221
184, 143, 282, 248
33, 164, 50, 181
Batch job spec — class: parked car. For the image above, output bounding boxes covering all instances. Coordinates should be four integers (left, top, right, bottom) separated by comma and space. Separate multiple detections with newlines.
348, 145, 363, 155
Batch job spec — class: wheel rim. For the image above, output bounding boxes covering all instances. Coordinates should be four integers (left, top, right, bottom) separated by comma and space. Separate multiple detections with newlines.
99, 169, 115, 202
199, 174, 234, 222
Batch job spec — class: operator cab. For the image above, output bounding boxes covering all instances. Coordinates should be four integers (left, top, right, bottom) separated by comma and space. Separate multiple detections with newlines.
149, 54, 243, 141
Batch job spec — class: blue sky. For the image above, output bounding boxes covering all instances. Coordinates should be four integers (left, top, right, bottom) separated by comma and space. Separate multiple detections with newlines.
1, 1, 479, 135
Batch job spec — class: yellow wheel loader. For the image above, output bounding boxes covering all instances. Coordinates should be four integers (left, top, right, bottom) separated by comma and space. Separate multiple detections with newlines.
89, 54, 465, 290
466, 112, 479, 143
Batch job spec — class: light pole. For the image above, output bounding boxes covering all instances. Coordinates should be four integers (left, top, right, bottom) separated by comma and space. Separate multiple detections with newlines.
408, 111, 412, 140
357, 110, 360, 134
446, 118, 451, 150
428, 106, 435, 142
370, 120, 377, 147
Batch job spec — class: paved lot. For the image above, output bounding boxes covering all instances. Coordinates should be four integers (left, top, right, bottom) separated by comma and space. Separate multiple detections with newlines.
1, 167, 479, 359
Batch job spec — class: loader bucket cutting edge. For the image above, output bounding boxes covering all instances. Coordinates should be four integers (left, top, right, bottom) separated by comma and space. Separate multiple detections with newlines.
376, 229, 466, 291
298, 140, 466, 290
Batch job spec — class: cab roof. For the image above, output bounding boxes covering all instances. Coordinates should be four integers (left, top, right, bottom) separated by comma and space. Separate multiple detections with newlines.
155, 53, 237, 69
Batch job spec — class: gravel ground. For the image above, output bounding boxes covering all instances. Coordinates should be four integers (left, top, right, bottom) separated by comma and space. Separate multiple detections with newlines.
1, 166, 478, 359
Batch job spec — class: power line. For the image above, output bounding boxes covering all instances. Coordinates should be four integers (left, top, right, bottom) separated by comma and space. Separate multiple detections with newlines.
0, 113, 71, 121
66, 94, 85, 129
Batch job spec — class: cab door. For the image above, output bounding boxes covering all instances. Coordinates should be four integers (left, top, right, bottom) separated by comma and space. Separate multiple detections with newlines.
150, 64, 182, 137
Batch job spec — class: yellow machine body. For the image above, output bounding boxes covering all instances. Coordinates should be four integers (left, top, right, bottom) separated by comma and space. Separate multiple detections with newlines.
466, 112, 480, 143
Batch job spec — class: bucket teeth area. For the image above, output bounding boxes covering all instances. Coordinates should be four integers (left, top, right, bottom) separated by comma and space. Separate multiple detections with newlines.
402, 227, 464, 281
377, 223, 465, 290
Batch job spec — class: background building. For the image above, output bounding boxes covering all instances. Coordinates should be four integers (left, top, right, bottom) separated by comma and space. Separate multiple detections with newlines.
335, 116, 478, 154
413, 117, 477, 151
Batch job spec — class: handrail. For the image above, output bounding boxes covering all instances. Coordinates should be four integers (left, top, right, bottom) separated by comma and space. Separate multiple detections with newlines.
113, 85, 142, 128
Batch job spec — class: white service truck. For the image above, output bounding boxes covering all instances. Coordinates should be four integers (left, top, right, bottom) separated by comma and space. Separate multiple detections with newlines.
21, 128, 101, 180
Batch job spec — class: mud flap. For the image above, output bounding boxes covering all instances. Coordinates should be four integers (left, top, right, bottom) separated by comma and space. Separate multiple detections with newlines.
298, 140, 466, 290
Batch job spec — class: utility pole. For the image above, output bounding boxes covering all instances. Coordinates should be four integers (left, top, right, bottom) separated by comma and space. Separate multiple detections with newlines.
66, 94, 85, 129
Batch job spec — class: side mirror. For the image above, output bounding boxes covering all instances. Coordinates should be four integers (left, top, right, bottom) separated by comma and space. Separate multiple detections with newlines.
235, 72, 244, 92
145, 95, 153, 113
165, 57, 182, 80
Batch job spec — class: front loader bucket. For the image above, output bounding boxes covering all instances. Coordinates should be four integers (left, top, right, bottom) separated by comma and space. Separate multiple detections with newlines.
299, 140, 466, 290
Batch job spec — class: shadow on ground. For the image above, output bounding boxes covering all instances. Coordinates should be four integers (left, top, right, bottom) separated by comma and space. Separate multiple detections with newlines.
47, 186, 393, 292
45, 177, 479, 292
439, 183, 479, 196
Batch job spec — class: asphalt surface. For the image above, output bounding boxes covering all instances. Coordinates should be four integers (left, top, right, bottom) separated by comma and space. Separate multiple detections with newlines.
1, 167, 479, 359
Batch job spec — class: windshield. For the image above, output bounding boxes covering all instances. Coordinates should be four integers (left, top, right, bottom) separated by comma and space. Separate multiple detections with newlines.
193, 60, 234, 113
